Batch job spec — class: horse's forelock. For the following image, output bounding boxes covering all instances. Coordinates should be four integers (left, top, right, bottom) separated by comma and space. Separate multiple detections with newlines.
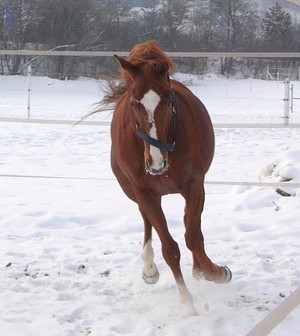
122, 40, 175, 91
127, 40, 176, 72
143, 61, 171, 92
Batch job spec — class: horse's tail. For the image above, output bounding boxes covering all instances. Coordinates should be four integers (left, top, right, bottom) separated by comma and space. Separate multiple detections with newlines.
77, 78, 126, 124
98, 79, 127, 111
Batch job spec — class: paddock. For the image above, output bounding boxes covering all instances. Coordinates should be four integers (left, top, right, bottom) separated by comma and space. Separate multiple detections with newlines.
0, 74, 299, 335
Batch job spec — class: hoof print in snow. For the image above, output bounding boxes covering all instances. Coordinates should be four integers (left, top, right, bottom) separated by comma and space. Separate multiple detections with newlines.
77, 264, 86, 273
101, 270, 110, 277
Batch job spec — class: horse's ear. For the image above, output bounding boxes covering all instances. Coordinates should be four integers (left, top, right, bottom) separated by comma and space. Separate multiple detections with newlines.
159, 62, 169, 77
114, 55, 138, 78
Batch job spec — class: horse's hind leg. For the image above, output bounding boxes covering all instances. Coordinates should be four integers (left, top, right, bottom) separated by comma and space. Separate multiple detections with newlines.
140, 211, 159, 284
183, 182, 232, 284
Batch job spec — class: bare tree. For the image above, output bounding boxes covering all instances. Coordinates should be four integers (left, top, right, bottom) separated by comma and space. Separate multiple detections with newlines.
158, 0, 190, 50
139, 0, 162, 41
0, 0, 41, 74
210, 0, 258, 75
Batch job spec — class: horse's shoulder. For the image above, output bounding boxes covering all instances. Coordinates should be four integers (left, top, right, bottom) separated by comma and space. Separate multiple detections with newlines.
171, 79, 211, 127
171, 79, 191, 91
171, 80, 196, 99
171, 80, 202, 107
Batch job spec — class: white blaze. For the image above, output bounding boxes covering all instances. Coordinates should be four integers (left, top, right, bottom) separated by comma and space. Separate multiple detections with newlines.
140, 90, 164, 170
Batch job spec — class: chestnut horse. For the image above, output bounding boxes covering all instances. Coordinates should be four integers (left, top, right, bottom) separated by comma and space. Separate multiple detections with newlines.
109, 40, 231, 316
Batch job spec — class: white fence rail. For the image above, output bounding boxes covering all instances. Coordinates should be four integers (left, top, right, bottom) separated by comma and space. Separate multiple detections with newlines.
267, 65, 300, 81
6, 73, 299, 128
1, 117, 300, 129
291, 82, 300, 114
1, 50, 300, 58
1, 50, 300, 125
246, 287, 300, 336
0, 172, 299, 189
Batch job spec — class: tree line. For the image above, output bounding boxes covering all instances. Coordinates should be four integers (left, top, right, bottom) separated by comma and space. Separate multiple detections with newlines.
0, 0, 299, 78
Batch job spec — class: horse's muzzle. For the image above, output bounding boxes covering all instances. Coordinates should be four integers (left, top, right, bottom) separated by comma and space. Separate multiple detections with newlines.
145, 159, 168, 176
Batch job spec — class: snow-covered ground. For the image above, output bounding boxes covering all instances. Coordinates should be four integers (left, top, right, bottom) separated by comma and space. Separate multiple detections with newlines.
0, 75, 299, 336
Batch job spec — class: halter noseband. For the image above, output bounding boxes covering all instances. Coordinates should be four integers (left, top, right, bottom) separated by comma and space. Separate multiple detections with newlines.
135, 64, 178, 152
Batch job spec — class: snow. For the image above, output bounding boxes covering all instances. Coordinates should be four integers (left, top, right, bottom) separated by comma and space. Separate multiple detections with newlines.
0, 74, 299, 335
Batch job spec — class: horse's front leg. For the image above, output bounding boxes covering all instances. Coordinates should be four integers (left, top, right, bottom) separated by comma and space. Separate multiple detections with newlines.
137, 190, 198, 316
140, 211, 159, 284
183, 181, 232, 284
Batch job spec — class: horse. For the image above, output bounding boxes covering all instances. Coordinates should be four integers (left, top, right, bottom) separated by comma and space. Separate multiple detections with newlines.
107, 40, 232, 316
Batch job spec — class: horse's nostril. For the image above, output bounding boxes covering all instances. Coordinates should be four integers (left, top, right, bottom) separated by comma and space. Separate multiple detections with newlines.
145, 159, 168, 176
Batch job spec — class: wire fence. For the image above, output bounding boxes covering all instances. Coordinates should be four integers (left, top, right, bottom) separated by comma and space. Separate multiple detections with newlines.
1, 53, 300, 192
1, 68, 300, 127
1, 50, 300, 125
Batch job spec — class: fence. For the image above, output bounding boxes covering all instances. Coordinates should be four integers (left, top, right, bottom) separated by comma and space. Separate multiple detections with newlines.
2, 49, 300, 79
1, 50, 300, 127
1, 69, 300, 128
3, 76, 300, 128
1, 50, 300, 57
291, 82, 300, 114
1, 69, 300, 190
1, 49, 300, 177
267, 65, 300, 81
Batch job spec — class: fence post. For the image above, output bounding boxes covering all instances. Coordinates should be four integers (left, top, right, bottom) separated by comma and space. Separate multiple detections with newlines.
27, 65, 32, 119
283, 79, 290, 126
291, 83, 294, 114
266, 65, 274, 81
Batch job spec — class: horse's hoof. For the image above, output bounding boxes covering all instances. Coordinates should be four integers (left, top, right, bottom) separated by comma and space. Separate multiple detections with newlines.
206, 266, 232, 284
223, 266, 232, 283
142, 270, 160, 284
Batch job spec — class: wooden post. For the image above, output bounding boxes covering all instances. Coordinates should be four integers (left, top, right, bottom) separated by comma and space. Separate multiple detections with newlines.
247, 287, 300, 336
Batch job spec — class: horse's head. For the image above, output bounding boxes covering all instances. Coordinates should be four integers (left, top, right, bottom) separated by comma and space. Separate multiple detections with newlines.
114, 51, 176, 176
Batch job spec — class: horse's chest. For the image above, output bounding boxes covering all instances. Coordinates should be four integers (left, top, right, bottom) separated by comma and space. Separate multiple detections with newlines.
142, 173, 182, 195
